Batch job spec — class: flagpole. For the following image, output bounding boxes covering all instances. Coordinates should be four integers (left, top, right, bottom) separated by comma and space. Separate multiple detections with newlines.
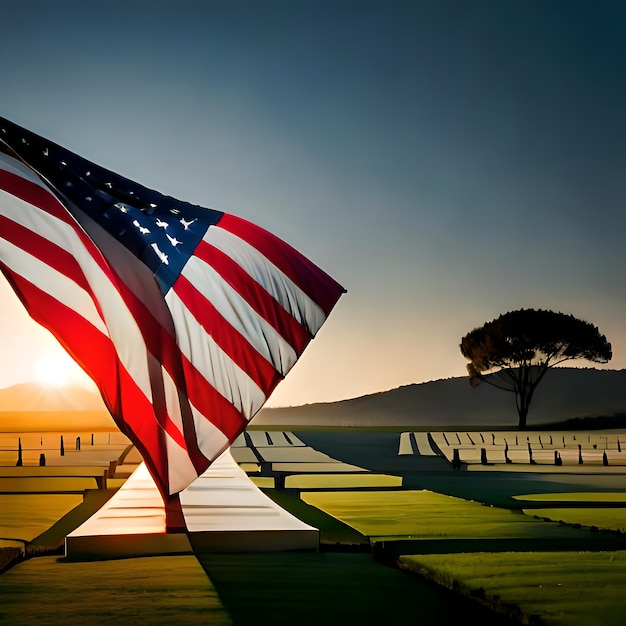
165, 493, 186, 532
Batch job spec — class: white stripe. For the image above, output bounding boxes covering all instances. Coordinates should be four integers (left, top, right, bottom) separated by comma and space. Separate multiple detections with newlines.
161, 366, 186, 436
165, 430, 199, 495
0, 152, 51, 188
0, 175, 154, 406
189, 401, 230, 462
0, 236, 109, 335
180, 254, 298, 375
166, 288, 266, 419
207, 225, 326, 335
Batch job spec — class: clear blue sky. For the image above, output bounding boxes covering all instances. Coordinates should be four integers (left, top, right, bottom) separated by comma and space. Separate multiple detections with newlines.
1, 1, 625, 407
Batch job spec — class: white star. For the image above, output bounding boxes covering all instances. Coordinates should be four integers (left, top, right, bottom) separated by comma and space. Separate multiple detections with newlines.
166, 234, 182, 247
132, 219, 150, 235
155, 218, 168, 229
180, 217, 197, 230
150, 243, 169, 265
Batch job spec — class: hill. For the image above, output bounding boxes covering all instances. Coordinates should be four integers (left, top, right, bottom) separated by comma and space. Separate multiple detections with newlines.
255, 368, 626, 429
1, 369, 626, 432
0, 382, 107, 412
0, 382, 115, 431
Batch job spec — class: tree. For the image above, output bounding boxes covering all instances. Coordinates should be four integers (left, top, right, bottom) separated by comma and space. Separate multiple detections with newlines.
460, 309, 612, 429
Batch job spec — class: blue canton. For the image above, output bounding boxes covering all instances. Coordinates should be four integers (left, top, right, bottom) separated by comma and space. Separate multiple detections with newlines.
0, 118, 223, 293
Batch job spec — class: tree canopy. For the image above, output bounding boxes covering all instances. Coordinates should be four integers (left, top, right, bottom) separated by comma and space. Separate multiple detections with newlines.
460, 309, 612, 428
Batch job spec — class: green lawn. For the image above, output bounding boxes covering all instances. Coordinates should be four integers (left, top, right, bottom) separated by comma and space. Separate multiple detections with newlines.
261, 489, 368, 545
5, 428, 626, 626
400, 551, 626, 626
0, 555, 231, 626
526, 507, 626, 532
195, 552, 511, 626
0, 494, 82, 541
514, 492, 626, 532
284, 473, 401, 489
301, 489, 589, 541
514, 492, 626, 503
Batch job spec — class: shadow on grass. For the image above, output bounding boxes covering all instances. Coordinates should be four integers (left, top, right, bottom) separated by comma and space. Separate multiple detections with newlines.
193, 551, 523, 626
27, 489, 117, 554
260, 489, 369, 548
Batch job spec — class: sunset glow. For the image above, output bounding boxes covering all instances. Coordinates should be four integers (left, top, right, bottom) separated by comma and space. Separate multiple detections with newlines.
0, 3, 624, 409
34, 352, 86, 388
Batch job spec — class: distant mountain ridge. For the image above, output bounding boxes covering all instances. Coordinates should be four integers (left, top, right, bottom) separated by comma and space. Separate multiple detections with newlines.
255, 368, 626, 428
0, 382, 114, 431
0, 382, 107, 412
2, 369, 626, 430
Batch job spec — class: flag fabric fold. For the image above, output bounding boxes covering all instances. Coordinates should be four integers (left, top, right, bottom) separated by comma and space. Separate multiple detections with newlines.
0, 118, 345, 497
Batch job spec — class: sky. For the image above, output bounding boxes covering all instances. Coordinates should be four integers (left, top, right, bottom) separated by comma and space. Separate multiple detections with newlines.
0, 1, 625, 408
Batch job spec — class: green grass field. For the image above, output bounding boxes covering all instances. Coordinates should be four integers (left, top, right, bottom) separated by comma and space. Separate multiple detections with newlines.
300, 489, 592, 541
515, 492, 626, 532
515, 492, 626, 503
284, 473, 401, 489
527, 507, 626, 532
5, 427, 626, 625
0, 494, 82, 541
194, 552, 512, 626
399, 551, 626, 626
0, 555, 231, 626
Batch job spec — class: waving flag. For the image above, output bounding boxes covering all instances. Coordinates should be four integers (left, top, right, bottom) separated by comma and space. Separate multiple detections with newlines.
0, 117, 345, 498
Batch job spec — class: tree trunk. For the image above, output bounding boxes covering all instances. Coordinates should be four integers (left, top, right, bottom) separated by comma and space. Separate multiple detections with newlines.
518, 406, 528, 429
516, 365, 537, 429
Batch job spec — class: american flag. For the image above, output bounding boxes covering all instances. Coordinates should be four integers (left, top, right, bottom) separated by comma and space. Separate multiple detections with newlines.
0, 117, 345, 498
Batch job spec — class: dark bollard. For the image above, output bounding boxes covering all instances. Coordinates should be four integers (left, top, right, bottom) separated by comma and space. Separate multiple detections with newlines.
60, 435, 65, 456
480, 448, 488, 464
16, 438, 23, 467
528, 441, 535, 464
603, 451, 609, 466
554, 450, 562, 466
578, 444, 583, 465
91, 433, 94, 446
76, 436, 81, 451
39, 453, 46, 466
452, 448, 461, 470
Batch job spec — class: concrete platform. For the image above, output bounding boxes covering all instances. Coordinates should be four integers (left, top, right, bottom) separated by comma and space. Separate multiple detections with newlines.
65, 448, 319, 559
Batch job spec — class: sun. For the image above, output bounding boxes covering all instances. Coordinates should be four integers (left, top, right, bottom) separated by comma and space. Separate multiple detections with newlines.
34, 352, 82, 387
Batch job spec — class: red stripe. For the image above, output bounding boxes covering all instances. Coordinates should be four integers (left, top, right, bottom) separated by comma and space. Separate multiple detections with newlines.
194, 240, 312, 356
216, 213, 345, 316
105, 273, 209, 471
1, 155, 344, 496
1, 166, 211, 476
0, 167, 121, 288
0, 215, 92, 293
0, 267, 172, 496
180, 353, 248, 442
173, 273, 281, 394
0, 168, 75, 225
0, 215, 190, 454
